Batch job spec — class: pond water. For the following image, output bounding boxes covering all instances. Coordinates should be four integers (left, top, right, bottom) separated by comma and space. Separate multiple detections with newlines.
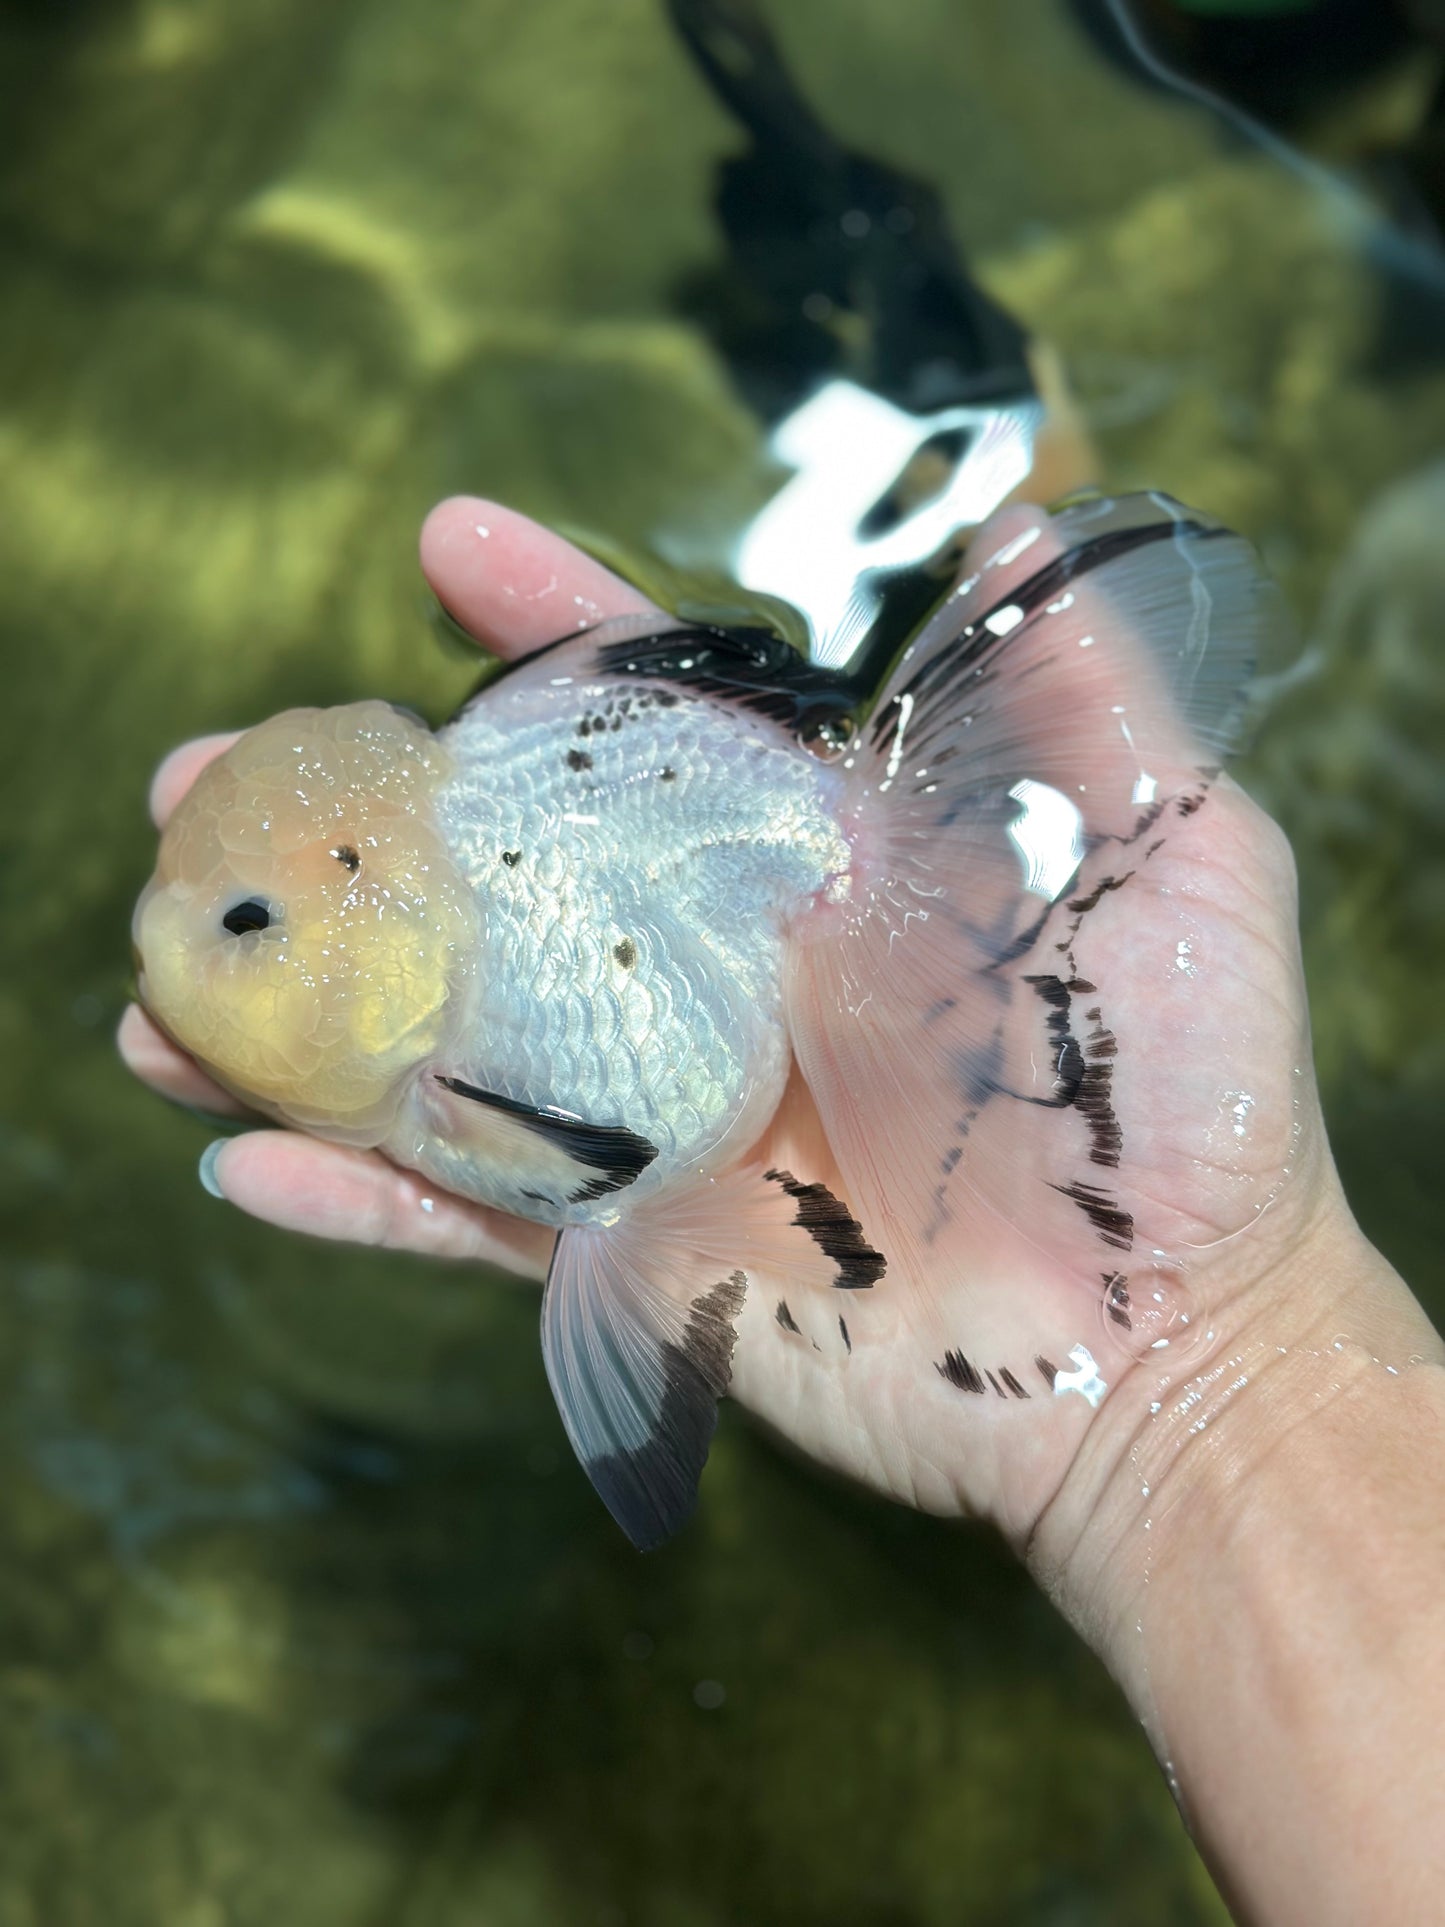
1, 1, 1442, 1920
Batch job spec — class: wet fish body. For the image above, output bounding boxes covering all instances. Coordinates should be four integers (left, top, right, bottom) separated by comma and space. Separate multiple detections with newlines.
134, 493, 1286, 1548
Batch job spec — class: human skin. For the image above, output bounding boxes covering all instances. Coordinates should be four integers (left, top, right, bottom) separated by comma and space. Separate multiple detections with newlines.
120, 496, 1445, 1926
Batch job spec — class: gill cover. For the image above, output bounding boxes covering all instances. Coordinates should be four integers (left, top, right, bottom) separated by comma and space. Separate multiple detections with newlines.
133, 702, 477, 1137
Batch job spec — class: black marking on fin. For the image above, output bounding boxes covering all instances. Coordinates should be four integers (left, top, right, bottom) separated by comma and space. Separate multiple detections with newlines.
593, 624, 854, 737
1104, 1271, 1132, 1330
954, 1030, 1006, 1108
584, 1269, 748, 1552
986, 1369, 1006, 1399
1035, 1355, 1059, 1389
1022, 974, 1084, 1108
839, 1316, 851, 1354
1051, 1178, 1133, 1251
436, 1076, 659, 1197
1079, 1010, 1121, 1170
999, 1367, 1029, 1399
763, 1169, 886, 1287
936, 1350, 986, 1394
871, 516, 1227, 761
775, 1299, 802, 1335
984, 898, 1057, 973
1068, 872, 1133, 917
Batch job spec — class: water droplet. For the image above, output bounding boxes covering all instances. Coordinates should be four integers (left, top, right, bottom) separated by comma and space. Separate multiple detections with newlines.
1102, 1260, 1206, 1363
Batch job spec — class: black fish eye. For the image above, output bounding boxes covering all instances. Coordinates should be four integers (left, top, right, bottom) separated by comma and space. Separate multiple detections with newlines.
221, 898, 275, 937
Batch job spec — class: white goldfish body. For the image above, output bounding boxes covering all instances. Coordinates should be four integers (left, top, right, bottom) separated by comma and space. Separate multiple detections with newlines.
134, 493, 1288, 1548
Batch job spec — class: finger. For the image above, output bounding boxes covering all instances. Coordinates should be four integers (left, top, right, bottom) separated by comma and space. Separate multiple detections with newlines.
199, 1130, 555, 1281
419, 495, 659, 659
117, 1003, 253, 1118
149, 732, 241, 829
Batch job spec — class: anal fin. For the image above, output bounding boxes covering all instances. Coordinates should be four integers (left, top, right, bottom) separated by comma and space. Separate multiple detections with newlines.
542, 1159, 888, 1548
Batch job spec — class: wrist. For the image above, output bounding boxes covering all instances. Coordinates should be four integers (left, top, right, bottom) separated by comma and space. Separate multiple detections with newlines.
1027, 1180, 1445, 1728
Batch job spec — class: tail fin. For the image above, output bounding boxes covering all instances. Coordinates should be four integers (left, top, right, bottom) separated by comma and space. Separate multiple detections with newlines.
785, 492, 1293, 1369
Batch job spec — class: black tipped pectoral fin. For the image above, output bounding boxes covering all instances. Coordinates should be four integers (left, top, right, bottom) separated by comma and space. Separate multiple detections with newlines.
542, 1226, 745, 1550
432, 1075, 658, 1207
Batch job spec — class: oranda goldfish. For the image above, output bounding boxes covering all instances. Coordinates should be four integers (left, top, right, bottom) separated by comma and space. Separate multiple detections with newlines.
133, 492, 1285, 1548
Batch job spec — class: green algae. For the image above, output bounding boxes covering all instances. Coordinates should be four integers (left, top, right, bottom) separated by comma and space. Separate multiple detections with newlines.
0, 0, 1440, 1919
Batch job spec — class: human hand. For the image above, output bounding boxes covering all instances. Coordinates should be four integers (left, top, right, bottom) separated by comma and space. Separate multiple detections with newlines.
120, 496, 1441, 1644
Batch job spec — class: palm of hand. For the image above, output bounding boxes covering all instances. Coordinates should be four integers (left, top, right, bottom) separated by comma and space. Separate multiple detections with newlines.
122, 496, 1315, 1548
726, 771, 1308, 1544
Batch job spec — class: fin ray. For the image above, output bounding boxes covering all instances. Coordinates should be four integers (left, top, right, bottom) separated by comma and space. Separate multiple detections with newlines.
542, 1158, 887, 1546
787, 493, 1293, 1336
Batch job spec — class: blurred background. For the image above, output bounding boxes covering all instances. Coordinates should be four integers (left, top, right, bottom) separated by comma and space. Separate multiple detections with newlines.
2, 0, 1443, 1920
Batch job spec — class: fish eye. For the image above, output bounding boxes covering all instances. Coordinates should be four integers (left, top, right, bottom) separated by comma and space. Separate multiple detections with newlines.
221, 897, 276, 937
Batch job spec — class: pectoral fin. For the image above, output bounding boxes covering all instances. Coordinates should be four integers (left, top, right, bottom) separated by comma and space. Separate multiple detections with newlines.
432, 1074, 658, 1206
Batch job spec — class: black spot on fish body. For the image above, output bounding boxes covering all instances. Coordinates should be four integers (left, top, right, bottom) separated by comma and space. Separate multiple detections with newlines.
567, 748, 593, 772
936, 1350, 986, 1394
501, 850, 521, 867
613, 939, 637, 970
659, 766, 676, 782
330, 844, 360, 873
764, 1169, 886, 1288
775, 1300, 802, 1334
1177, 792, 1205, 817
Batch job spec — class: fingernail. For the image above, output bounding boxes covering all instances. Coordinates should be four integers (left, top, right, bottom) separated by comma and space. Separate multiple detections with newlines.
198, 1140, 228, 1199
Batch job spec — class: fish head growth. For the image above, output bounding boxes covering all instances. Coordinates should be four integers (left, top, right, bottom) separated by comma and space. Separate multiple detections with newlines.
133, 702, 479, 1139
